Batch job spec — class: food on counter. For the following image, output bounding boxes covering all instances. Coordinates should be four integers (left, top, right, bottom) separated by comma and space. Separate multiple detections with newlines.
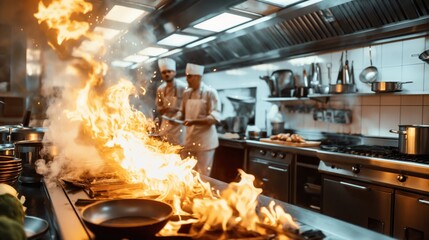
270, 133, 306, 143
0, 194, 25, 225
0, 216, 26, 240
0, 183, 26, 225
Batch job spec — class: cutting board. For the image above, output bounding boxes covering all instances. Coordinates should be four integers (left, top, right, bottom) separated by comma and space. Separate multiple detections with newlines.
260, 138, 321, 147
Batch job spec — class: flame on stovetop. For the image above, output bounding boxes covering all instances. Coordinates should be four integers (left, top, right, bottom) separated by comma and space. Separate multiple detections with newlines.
34, 0, 299, 238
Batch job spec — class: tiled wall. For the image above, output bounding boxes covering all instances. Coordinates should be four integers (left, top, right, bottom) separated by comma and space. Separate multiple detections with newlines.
178, 36, 429, 137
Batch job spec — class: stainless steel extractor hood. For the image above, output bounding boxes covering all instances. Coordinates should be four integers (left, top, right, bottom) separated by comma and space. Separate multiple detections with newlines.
101, 0, 429, 75
3, 0, 429, 76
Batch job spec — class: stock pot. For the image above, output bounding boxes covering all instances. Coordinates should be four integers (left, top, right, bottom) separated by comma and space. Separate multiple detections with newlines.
390, 125, 429, 155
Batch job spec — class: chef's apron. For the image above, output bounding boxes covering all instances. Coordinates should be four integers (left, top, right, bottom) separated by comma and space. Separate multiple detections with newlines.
183, 87, 218, 175
159, 83, 184, 145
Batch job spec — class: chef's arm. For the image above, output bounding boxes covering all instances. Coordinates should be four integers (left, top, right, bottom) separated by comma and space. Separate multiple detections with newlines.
184, 90, 221, 126
184, 115, 217, 126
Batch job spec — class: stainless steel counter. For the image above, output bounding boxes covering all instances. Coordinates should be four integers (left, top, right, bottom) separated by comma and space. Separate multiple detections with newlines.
41, 177, 394, 240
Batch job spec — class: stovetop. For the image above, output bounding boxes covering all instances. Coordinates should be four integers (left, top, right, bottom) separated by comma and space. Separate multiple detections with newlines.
319, 144, 429, 164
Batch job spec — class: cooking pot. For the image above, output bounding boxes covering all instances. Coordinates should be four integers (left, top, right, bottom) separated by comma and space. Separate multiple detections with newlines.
15, 140, 44, 184
0, 126, 45, 144
81, 199, 173, 239
272, 69, 294, 97
0, 144, 14, 156
371, 81, 412, 93
390, 125, 429, 155
328, 84, 356, 94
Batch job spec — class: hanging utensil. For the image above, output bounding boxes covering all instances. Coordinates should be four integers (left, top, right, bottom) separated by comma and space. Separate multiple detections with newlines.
336, 52, 344, 84
359, 46, 378, 83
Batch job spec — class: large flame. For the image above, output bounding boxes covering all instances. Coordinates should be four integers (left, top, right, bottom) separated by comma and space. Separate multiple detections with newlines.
35, 0, 299, 238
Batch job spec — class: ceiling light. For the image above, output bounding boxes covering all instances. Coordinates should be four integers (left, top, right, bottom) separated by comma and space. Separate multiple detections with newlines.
124, 55, 149, 63
159, 48, 183, 57
104, 5, 147, 23
94, 27, 121, 40
193, 13, 252, 32
157, 34, 199, 47
226, 15, 274, 33
258, 0, 303, 7
138, 47, 169, 56
111, 60, 134, 68
186, 36, 217, 48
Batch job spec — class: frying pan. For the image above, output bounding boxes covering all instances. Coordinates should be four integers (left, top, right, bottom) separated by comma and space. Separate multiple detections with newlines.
371, 81, 412, 93
81, 199, 173, 239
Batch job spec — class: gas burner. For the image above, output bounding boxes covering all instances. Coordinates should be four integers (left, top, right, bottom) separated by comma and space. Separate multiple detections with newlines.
320, 145, 429, 164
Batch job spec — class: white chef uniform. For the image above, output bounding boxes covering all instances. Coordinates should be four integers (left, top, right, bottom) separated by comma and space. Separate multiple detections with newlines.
156, 58, 186, 145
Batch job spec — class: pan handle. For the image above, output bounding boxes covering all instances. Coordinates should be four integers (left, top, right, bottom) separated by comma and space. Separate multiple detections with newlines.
399, 81, 413, 85
389, 129, 407, 135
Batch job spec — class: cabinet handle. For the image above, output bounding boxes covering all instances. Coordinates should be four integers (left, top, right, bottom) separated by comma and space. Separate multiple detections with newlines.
262, 178, 269, 182
339, 181, 368, 190
418, 199, 429, 205
268, 166, 288, 172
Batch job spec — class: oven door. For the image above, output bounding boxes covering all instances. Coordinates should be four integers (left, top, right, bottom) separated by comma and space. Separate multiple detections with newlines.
247, 157, 290, 202
322, 176, 393, 235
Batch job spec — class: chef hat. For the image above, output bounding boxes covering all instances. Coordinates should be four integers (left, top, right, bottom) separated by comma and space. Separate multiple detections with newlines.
186, 63, 204, 76
158, 58, 176, 72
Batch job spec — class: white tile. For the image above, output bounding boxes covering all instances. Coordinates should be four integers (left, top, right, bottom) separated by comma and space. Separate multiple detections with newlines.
355, 80, 372, 93
401, 64, 424, 92
424, 63, 429, 92
400, 106, 423, 125
361, 106, 380, 136
423, 106, 429, 124
401, 95, 423, 105
380, 95, 401, 105
402, 38, 425, 65
381, 41, 402, 67
361, 95, 380, 105
379, 66, 402, 82
349, 105, 362, 134
328, 122, 342, 133
379, 106, 400, 137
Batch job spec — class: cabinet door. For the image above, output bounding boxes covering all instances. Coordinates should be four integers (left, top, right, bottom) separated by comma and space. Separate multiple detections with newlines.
248, 158, 290, 202
394, 190, 429, 240
322, 177, 393, 235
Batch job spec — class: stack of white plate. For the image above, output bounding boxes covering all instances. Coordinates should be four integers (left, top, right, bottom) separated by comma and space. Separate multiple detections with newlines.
0, 156, 22, 185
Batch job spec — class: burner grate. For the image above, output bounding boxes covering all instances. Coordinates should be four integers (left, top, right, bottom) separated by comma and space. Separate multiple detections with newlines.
320, 145, 429, 164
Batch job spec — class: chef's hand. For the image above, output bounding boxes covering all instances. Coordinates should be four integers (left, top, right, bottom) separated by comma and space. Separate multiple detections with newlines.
183, 119, 194, 126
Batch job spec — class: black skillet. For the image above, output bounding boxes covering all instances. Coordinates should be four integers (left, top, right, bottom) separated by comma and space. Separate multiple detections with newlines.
81, 198, 173, 240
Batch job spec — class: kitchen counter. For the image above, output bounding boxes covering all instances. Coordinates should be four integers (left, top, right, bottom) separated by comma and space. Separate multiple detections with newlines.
37, 177, 393, 240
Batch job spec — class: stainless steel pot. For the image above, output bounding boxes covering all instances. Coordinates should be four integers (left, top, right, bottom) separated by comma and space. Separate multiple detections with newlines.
0, 126, 45, 144
371, 81, 412, 93
390, 125, 429, 155
14, 140, 44, 183
328, 84, 356, 94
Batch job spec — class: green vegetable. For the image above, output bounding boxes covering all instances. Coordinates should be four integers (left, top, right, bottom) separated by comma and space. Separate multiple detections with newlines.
0, 215, 26, 240
0, 194, 25, 225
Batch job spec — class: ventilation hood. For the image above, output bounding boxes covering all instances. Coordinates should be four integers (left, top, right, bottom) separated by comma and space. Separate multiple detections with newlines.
108, 0, 429, 76
3, 0, 429, 76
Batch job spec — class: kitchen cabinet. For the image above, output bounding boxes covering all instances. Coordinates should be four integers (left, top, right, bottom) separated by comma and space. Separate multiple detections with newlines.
294, 154, 321, 212
394, 190, 429, 240
211, 138, 246, 183
322, 176, 393, 235
247, 147, 292, 203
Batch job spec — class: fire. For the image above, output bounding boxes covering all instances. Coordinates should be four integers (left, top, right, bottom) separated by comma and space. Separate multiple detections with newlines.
35, 0, 299, 238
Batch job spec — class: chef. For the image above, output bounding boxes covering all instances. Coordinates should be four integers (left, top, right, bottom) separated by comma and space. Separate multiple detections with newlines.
155, 58, 187, 145
179, 63, 221, 176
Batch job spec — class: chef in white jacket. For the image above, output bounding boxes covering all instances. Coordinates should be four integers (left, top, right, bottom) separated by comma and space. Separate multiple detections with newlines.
179, 63, 221, 176
155, 58, 187, 145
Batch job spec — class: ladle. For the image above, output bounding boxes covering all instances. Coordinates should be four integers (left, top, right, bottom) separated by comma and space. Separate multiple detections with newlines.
359, 46, 378, 83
